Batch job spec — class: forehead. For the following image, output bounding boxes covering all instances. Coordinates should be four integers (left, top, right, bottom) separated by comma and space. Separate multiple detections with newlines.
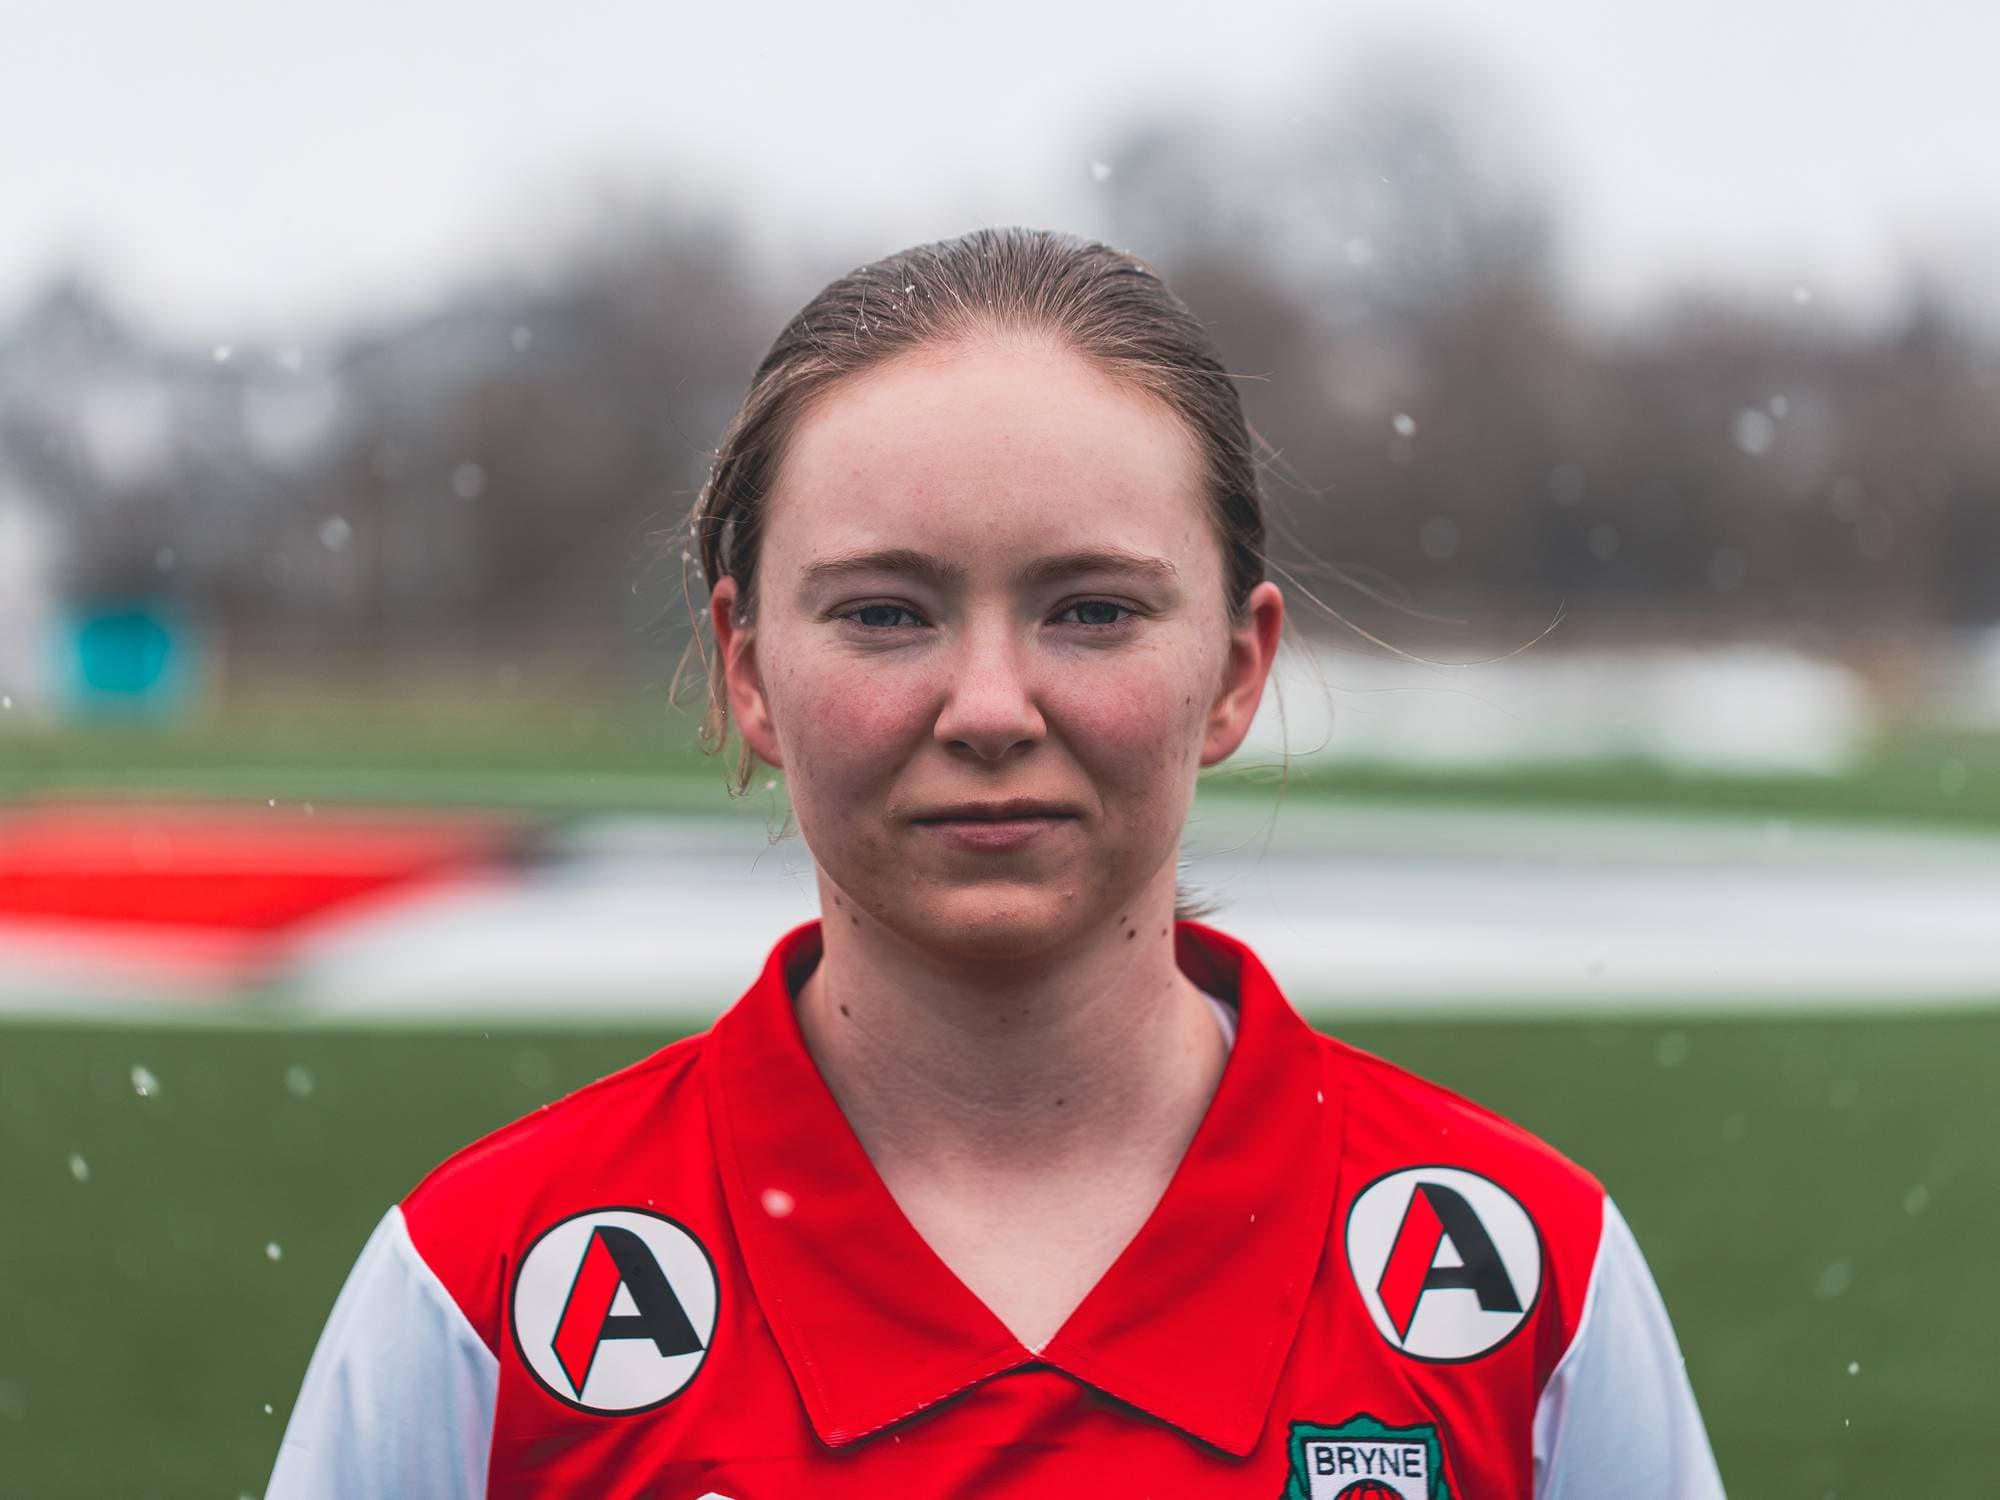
764, 340, 1210, 565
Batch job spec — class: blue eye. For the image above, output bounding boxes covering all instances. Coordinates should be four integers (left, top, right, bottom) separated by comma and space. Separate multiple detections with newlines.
837, 600, 1136, 632
1059, 600, 1134, 628
844, 603, 924, 629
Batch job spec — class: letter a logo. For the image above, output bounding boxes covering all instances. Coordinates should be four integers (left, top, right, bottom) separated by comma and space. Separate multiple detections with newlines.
512, 1208, 720, 1413
1345, 1168, 1541, 1362
1376, 1183, 1522, 1341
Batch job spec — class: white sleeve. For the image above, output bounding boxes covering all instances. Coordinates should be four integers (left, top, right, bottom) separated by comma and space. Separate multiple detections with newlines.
1533, 1197, 1726, 1500
266, 1205, 499, 1500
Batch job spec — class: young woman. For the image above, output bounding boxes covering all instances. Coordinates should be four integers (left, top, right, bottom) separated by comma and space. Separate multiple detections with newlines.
268, 227, 1725, 1498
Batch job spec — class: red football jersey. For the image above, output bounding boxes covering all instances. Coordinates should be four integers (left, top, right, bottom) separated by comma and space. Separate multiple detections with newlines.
268, 917, 1725, 1498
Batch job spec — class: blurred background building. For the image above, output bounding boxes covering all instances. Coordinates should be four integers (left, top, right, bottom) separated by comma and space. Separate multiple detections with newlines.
1, 2, 1996, 765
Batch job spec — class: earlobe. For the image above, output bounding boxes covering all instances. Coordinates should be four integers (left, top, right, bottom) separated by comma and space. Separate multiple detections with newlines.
1198, 582, 1285, 768
710, 583, 785, 769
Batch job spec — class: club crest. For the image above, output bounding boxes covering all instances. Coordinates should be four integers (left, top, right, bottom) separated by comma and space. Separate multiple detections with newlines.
1282, 1414, 1453, 1500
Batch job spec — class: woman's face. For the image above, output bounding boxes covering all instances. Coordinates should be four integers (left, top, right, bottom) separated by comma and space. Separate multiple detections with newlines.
711, 338, 1283, 961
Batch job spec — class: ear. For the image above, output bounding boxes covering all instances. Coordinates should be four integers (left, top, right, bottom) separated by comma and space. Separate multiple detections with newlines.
1199, 581, 1284, 767
709, 578, 785, 768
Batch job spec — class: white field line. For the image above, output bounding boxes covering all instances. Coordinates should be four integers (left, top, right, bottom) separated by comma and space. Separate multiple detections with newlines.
4, 801, 1999, 1024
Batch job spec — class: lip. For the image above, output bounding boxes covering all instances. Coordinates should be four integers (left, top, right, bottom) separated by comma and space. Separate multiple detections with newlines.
917, 814, 1074, 853
910, 799, 1081, 823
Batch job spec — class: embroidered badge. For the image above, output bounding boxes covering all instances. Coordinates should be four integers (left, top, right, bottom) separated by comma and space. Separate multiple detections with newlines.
1282, 1414, 1453, 1500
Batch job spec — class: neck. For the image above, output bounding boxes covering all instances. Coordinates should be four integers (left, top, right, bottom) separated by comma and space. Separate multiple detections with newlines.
794, 889, 1226, 1178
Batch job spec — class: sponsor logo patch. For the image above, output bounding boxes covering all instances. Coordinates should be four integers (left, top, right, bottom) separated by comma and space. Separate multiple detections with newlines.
1282, 1414, 1454, 1500
1345, 1166, 1541, 1362
511, 1207, 719, 1413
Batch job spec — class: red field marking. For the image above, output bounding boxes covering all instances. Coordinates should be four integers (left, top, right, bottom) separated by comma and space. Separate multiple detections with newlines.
0, 800, 535, 933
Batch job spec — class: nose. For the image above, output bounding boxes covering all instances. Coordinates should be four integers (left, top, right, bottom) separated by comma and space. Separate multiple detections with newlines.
932, 619, 1046, 762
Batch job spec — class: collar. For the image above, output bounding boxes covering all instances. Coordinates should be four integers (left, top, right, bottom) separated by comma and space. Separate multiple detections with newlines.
706, 916, 1343, 1457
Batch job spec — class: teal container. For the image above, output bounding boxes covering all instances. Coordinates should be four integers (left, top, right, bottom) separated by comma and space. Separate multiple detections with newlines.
62, 597, 198, 721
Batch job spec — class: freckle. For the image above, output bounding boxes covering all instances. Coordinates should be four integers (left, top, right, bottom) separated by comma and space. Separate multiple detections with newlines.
1055, 1096, 1065, 1107
839, 1003, 851, 1018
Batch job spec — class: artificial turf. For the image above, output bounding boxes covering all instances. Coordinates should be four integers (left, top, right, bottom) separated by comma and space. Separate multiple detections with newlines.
2, 1007, 1992, 1496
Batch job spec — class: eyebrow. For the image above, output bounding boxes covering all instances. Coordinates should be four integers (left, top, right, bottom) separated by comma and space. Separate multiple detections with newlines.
797, 546, 1181, 594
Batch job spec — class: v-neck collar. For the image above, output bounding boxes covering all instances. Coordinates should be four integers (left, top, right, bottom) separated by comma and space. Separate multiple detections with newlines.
705, 916, 1344, 1458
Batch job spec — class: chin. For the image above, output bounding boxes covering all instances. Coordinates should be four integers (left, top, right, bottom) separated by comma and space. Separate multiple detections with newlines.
889, 884, 1099, 962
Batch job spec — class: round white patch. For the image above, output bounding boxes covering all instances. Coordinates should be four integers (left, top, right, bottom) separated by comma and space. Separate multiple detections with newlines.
1345, 1166, 1542, 1362
510, 1207, 719, 1413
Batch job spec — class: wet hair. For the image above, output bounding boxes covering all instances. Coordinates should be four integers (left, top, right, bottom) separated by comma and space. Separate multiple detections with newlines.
675, 226, 1271, 923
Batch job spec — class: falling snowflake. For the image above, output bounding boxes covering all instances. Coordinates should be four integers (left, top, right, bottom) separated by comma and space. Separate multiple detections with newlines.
1815, 1259, 1854, 1300
1733, 409, 1776, 456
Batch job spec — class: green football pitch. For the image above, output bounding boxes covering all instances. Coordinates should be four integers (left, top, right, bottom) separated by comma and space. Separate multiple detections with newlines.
5, 712, 1999, 829
3, 1009, 1993, 1497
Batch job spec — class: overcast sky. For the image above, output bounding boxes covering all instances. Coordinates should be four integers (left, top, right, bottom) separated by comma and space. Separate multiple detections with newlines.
5, 0, 1994, 343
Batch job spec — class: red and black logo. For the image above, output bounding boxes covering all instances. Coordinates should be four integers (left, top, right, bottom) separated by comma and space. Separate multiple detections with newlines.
1346, 1167, 1542, 1362
511, 1207, 719, 1414
1376, 1182, 1523, 1341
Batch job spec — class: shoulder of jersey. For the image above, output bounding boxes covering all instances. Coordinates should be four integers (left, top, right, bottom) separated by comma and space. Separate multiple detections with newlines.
1317, 1031, 1608, 1287
1315, 1031, 1610, 1374
397, 1028, 716, 1351
1318, 1029, 1603, 1199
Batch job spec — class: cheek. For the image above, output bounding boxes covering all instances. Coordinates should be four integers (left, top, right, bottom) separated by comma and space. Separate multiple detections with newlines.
1046, 648, 1211, 788
768, 648, 928, 785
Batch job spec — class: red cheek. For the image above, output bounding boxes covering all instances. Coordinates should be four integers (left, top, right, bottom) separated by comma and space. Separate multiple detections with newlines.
783, 660, 928, 760
1048, 665, 1185, 736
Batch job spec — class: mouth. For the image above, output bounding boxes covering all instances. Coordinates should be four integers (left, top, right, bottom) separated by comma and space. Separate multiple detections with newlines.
910, 800, 1082, 825
916, 816, 1080, 828
909, 801, 1080, 851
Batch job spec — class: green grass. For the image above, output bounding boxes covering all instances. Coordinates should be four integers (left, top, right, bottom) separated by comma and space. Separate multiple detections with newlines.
2, 1010, 1993, 1497
4, 712, 1998, 827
